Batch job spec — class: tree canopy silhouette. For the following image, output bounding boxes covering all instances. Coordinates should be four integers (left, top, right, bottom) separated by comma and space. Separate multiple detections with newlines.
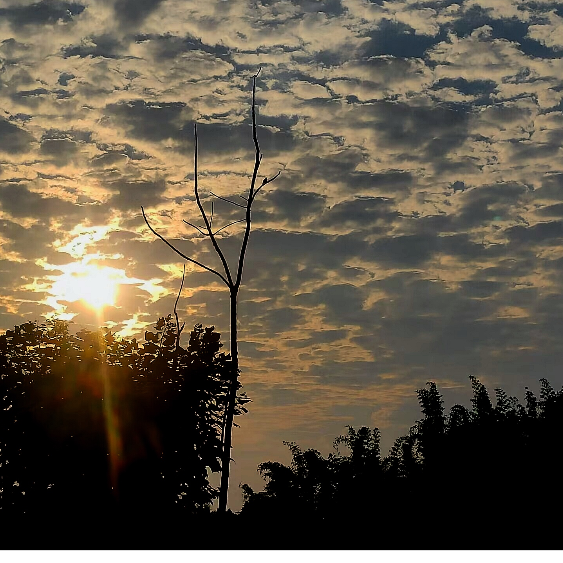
240, 376, 563, 548
0, 316, 248, 524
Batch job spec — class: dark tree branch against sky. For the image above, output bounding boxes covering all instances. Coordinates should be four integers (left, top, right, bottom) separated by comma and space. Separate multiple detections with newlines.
2, 0, 563, 511
143, 70, 280, 512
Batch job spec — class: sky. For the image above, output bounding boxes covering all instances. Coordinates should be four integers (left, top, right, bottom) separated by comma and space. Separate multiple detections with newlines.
2, 0, 563, 511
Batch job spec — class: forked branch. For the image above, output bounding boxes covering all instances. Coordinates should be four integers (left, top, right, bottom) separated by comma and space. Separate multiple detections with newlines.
141, 206, 229, 286
141, 69, 281, 514
142, 69, 280, 293
193, 123, 235, 287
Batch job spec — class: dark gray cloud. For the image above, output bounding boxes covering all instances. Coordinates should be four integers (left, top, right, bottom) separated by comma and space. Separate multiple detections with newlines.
58, 72, 75, 86
40, 138, 78, 166
536, 203, 563, 217
62, 34, 124, 59
0, 118, 35, 154
366, 233, 436, 267
260, 189, 326, 225
250, 0, 346, 30
240, 229, 368, 280
449, 4, 563, 58
317, 196, 400, 229
0, 257, 50, 289
196, 122, 296, 156
114, 0, 164, 30
363, 19, 445, 59
103, 100, 273, 158
107, 178, 167, 211
95, 230, 202, 272
0, 1, 85, 29
245, 383, 313, 407
91, 143, 149, 168
248, 306, 304, 336
459, 280, 505, 299
507, 220, 563, 245
371, 100, 471, 159
451, 182, 530, 230
0, 219, 56, 259
135, 32, 232, 64
294, 150, 364, 185
106, 99, 189, 139
295, 283, 368, 326
535, 173, 563, 200
0, 182, 75, 219
308, 359, 384, 386
432, 77, 497, 105
343, 272, 544, 389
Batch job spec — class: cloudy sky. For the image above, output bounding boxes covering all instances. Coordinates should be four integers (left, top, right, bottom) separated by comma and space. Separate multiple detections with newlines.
2, 0, 563, 509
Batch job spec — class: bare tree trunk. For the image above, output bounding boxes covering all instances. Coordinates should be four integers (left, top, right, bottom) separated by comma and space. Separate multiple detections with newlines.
142, 70, 280, 514
218, 289, 238, 513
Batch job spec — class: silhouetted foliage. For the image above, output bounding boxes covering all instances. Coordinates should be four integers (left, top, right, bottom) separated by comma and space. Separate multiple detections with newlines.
0, 317, 249, 527
241, 376, 563, 547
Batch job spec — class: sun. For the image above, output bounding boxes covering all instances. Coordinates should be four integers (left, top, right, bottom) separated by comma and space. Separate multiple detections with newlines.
77, 267, 119, 309
49, 262, 120, 312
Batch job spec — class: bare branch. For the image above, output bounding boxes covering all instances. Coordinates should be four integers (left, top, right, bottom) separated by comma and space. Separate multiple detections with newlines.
141, 206, 230, 286
182, 220, 207, 236
194, 123, 235, 287
209, 191, 246, 208
213, 219, 245, 235
210, 201, 214, 229
252, 170, 281, 200
235, 69, 262, 289
183, 218, 245, 237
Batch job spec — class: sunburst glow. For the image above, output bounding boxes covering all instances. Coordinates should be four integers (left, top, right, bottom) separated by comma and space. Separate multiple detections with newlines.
48, 262, 122, 312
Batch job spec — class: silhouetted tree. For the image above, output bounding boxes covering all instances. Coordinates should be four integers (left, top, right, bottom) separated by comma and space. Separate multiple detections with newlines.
416, 382, 445, 472
0, 317, 247, 521
142, 70, 280, 513
241, 375, 563, 547
241, 427, 383, 523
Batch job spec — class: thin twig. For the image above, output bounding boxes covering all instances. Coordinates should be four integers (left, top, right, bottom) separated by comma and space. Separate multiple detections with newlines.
209, 191, 246, 208
184, 218, 245, 236
173, 264, 186, 371
213, 219, 245, 235
141, 206, 230, 286
252, 171, 281, 200
183, 220, 207, 236
235, 69, 262, 290
174, 264, 186, 331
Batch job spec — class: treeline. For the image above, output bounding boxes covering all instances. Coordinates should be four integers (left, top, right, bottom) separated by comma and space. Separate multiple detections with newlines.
240, 377, 563, 547
0, 317, 247, 529
2, 317, 563, 547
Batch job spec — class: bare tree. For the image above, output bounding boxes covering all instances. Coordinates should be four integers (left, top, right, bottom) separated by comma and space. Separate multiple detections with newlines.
141, 70, 280, 513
